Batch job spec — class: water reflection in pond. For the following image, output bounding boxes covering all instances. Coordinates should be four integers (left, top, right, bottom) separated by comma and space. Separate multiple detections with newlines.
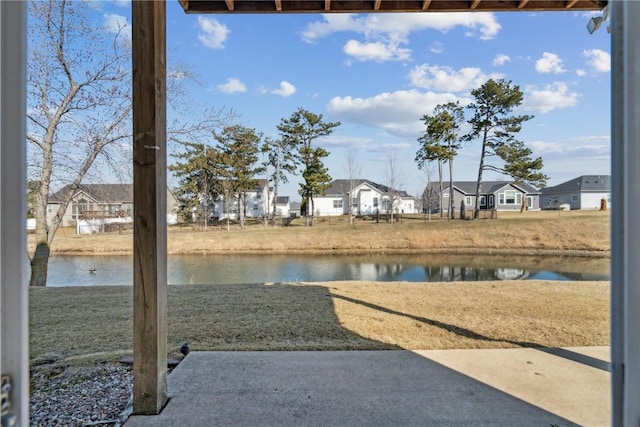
45, 254, 610, 287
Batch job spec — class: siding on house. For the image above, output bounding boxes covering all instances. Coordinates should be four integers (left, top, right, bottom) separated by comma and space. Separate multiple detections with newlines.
313, 179, 417, 216
47, 183, 179, 227
434, 181, 541, 213
540, 175, 610, 210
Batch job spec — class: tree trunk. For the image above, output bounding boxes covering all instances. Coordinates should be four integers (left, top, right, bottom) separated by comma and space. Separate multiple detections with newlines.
448, 159, 454, 220
30, 242, 50, 287
438, 160, 443, 217
239, 194, 245, 229
309, 195, 315, 226
474, 130, 489, 219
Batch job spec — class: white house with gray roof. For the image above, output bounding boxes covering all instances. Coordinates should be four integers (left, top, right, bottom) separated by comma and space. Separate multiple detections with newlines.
432, 181, 542, 213
313, 179, 417, 216
540, 175, 610, 210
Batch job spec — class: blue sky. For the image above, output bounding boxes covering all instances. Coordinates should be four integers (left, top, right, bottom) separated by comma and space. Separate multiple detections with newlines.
102, 1, 611, 200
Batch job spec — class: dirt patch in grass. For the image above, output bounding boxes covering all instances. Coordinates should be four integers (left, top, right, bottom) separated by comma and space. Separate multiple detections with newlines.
29, 280, 609, 363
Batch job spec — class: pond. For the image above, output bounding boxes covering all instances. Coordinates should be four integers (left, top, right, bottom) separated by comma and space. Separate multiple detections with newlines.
45, 253, 610, 287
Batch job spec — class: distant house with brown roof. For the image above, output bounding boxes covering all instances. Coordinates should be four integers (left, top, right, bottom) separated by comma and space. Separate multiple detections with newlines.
47, 183, 179, 227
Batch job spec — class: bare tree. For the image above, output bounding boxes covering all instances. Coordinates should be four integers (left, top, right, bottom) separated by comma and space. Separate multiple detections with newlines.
384, 152, 407, 223
344, 149, 362, 225
27, 0, 230, 286
421, 162, 439, 222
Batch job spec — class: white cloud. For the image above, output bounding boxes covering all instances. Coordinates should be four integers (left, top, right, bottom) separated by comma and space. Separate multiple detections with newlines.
113, 0, 130, 7
217, 78, 247, 94
301, 13, 500, 62
535, 52, 566, 74
429, 42, 444, 54
327, 90, 470, 138
492, 54, 511, 66
521, 82, 579, 113
268, 81, 297, 97
103, 13, 131, 40
408, 64, 503, 93
583, 49, 610, 73
576, 69, 587, 77
343, 40, 411, 62
197, 17, 230, 50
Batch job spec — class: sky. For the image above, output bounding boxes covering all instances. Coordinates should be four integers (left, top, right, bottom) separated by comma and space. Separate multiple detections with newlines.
97, 1, 611, 201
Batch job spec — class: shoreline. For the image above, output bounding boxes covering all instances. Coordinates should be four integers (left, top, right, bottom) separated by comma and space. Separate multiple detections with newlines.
49, 247, 611, 258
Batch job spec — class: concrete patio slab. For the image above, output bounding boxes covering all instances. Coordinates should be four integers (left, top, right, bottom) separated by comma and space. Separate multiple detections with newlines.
124, 348, 610, 427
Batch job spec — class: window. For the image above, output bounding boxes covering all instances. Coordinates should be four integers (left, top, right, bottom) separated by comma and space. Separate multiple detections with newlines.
252, 203, 259, 211
571, 194, 578, 201
47, 206, 52, 214
465, 196, 472, 206
333, 199, 343, 209
479, 196, 486, 207
256, 193, 262, 200
526, 196, 533, 208
72, 198, 88, 219
351, 199, 358, 208
500, 190, 518, 205
373, 197, 378, 208
488, 195, 494, 207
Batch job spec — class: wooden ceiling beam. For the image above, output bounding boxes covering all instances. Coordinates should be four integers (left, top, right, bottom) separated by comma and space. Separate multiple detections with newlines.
178, 0, 608, 14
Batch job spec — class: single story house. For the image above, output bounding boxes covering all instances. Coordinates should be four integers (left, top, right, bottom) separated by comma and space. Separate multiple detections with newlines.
313, 179, 417, 217
432, 181, 542, 213
47, 183, 179, 228
540, 175, 610, 210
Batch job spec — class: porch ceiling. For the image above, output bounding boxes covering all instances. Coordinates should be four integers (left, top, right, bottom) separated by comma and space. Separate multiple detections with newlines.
178, 0, 607, 14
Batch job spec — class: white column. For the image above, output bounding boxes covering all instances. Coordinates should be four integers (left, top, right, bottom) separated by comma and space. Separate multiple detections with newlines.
0, 1, 29, 426
611, 1, 640, 426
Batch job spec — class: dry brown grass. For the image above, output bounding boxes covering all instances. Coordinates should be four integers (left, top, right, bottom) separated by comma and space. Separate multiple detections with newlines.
29, 280, 609, 363
35, 210, 610, 256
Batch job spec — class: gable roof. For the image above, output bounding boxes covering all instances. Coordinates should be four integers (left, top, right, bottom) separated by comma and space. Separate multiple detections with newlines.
440, 181, 541, 195
323, 179, 410, 197
49, 184, 133, 203
275, 196, 289, 205
540, 175, 610, 195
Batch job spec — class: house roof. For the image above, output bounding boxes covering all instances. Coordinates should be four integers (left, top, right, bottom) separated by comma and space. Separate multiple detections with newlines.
540, 175, 611, 195
324, 179, 411, 197
179, 0, 606, 14
276, 196, 289, 205
49, 184, 133, 203
440, 181, 541, 195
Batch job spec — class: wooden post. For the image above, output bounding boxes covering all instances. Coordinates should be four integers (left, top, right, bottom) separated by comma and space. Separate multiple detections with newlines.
1, 1, 29, 424
132, 0, 168, 415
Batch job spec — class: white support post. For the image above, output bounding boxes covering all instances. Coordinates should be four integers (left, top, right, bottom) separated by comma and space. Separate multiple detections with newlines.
611, 1, 640, 426
0, 1, 29, 426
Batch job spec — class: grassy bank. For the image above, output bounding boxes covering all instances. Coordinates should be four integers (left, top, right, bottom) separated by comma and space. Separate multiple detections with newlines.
36, 210, 610, 256
30, 280, 609, 363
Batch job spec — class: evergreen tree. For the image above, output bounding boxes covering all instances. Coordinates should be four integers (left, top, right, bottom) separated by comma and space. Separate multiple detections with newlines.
416, 102, 465, 219
465, 79, 545, 218
277, 108, 340, 226
212, 125, 264, 229
298, 147, 332, 221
